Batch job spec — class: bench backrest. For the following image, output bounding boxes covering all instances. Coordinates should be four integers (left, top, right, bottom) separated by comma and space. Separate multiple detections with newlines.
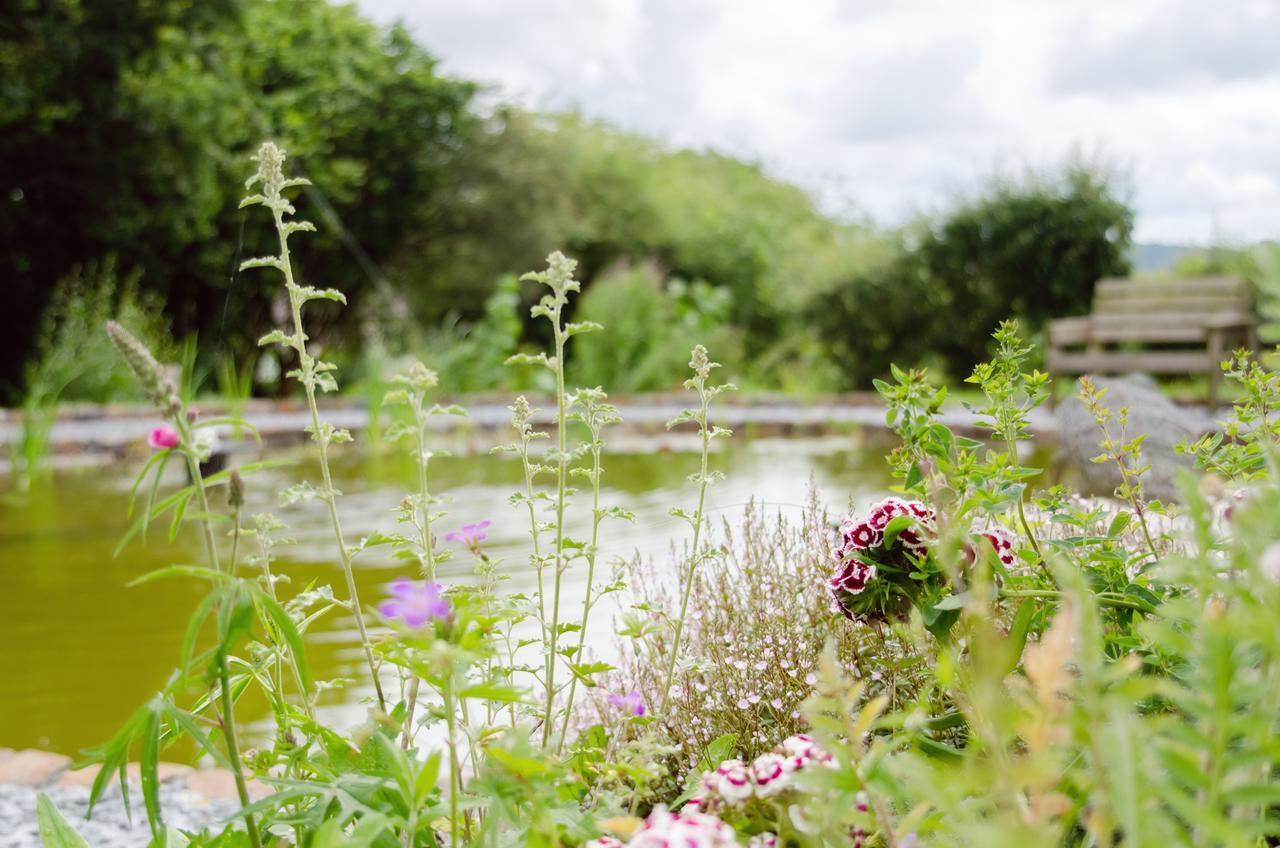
1092, 276, 1250, 318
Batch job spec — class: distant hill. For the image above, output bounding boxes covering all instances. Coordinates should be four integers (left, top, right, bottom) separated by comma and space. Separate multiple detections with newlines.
1130, 243, 1202, 273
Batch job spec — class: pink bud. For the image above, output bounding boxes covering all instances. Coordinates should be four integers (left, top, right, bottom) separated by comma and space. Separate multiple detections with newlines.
147, 425, 180, 450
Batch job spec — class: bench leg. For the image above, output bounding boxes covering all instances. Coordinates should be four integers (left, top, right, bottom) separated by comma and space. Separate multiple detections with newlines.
1207, 329, 1224, 410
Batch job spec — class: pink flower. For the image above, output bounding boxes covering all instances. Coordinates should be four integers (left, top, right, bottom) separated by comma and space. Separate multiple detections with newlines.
750, 753, 787, 797
748, 834, 779, 848
844, 521, 882, 551
830, 560, 877, 596
609, 691, 647, 717
445, 520, 491, 551
713, 759, 754, 804
780, 734, 833, 771
378, 579, 451, 628
585, 839, 625, 848
629, 807, 741, 848
969, 525, 1018, 567
147, 425, 180, 450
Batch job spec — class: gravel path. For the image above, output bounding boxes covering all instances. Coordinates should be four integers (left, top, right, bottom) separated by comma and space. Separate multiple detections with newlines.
0, 782, 236, 847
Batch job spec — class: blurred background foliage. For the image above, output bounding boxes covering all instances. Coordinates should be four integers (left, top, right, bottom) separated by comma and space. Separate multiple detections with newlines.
10, 0, 1265, 406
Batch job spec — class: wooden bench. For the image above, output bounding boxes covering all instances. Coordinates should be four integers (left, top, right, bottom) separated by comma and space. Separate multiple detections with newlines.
1046, 276, 1257, 406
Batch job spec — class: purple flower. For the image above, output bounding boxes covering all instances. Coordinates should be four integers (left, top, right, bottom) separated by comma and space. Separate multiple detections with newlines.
378, 578, 451, 628
147, 425, 180, 450
608, 690, 647, 717
445, 520, 491, 551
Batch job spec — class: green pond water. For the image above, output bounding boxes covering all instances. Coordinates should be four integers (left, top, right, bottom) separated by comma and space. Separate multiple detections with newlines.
0, 435, 894, 758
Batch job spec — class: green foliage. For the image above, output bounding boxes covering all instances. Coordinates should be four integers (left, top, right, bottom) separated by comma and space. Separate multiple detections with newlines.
569, 262, 740, 393
1170, 241, 1280, 344
83, 144, 1280, 848
3, 0, 474, 401
35, 793, 90, 848
816, 164, 1134, 387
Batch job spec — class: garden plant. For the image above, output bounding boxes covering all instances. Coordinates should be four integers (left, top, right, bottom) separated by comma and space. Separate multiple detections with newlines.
36, 143, 1280, 848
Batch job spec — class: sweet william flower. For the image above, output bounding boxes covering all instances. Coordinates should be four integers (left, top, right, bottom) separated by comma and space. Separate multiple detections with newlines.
750, 753, 787, 796
378, 578, 450, 628
714, 759, 754, 804
147, 425, 180, 450
629, 806, 741, 848
748, 834, 779, 848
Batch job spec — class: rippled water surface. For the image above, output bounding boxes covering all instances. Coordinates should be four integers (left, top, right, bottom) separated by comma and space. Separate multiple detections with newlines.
0, 434, 894, 755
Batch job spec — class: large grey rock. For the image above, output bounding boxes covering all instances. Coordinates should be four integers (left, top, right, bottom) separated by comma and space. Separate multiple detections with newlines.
1053, 374, 1216, 502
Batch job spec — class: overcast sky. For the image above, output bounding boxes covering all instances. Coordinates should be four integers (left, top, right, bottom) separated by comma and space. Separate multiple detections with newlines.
358, 0, 1279, 245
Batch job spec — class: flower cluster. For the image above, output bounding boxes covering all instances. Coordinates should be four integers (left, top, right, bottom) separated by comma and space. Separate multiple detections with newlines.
586, 806, 741, 848
829, 497, 937, 621
685, 734, 834, 814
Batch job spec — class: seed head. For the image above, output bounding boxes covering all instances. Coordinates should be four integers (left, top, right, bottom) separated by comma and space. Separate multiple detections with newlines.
106, 321, 181, 419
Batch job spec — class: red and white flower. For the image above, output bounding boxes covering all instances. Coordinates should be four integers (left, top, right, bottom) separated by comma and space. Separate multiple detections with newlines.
629, 806, 742, 848
714, 759, 754, 804
969, 525, 1018, 567
750, 753, 788, 797
830, 559, 877, 596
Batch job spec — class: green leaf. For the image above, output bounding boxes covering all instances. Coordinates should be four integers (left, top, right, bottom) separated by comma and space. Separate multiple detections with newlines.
139, 703, 163, 835
1107, 511, 1132, 537
698, 733, 738, 773
36, 793, 90, 847
250, 586, 312, 692
128, 565, 231, 587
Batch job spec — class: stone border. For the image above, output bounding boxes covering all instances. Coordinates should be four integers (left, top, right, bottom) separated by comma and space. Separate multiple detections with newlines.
0, 748, 268, 802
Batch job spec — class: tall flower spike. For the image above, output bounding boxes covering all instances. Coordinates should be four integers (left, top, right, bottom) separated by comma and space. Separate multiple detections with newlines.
106, 321, 181, 419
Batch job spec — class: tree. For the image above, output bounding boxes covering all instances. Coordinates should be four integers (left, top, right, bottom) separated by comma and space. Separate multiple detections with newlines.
814, 166, 1134, 387
0, 0, 475, 401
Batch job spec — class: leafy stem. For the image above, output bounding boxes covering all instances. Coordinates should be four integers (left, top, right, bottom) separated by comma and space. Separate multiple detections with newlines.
243, 142, 385, 712
660, 345, 733, 715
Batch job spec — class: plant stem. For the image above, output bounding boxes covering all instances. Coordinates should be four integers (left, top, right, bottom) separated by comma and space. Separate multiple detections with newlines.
444, 678, 460, 848
660, 383, 711, 715
403, 391, 437, 748
272, 204, 385, 712
218, 655, 263, 848
999, 588, 1150, 613
255, 530, 314, 721
176, 420, 221, 574
558, 421, 604, 753
542, 325, 568, 748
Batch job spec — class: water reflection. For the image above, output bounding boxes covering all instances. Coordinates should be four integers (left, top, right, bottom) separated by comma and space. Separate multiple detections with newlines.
0, 434, 893, 755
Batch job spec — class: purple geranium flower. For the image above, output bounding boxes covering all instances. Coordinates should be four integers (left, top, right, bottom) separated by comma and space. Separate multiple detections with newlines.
445, 520, 491, 551
378, 578, 451, 628
609, 690, 647, 717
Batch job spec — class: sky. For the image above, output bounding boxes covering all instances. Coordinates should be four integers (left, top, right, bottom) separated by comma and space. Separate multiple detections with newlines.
357, 0, 1280, 245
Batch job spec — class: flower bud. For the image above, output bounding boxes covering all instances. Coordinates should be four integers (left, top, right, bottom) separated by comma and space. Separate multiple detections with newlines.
228, 469, 245, 509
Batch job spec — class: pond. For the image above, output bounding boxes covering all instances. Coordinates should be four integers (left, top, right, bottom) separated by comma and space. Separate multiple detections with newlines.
0, 433, 895, 758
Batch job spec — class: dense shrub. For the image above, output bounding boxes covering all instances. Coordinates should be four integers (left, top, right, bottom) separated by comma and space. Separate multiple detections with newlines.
2, 0, 475, 400
569, 262, 742, 393
815, 165, 1134, 387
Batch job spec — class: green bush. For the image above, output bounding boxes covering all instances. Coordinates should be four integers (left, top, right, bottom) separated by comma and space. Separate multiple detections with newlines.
569, 262, 742, 393
815, 165, 1133, 387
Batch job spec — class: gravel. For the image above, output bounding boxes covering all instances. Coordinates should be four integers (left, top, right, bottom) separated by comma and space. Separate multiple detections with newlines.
0, 782, 237, 847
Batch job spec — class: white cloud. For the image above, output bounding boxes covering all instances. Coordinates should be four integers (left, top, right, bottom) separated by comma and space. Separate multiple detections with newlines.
359, 0, 1280, 244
